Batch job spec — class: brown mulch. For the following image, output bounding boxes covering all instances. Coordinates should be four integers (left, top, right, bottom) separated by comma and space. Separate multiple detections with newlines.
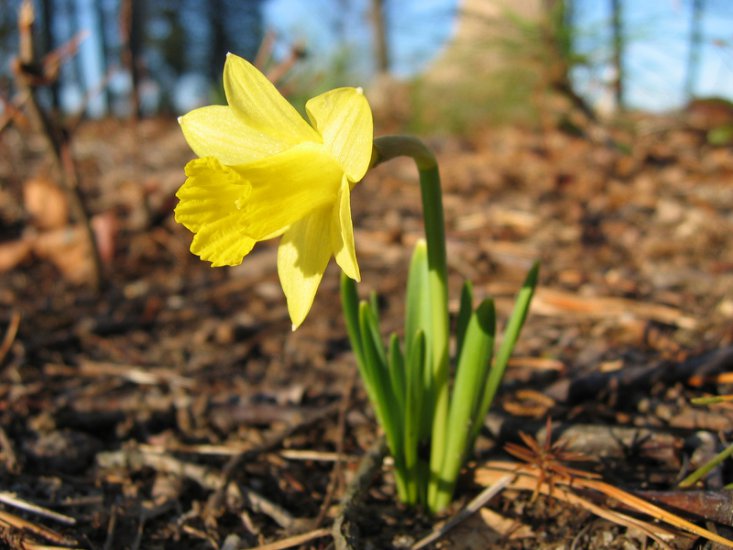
1, 113, 733, 549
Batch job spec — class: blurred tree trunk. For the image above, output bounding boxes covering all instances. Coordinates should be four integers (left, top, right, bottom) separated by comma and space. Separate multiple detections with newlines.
610, 0, 624, 111
542, 0, 595, 120
66, 0, 86, 111
40, 0, 60, 112
370, 0, 390, 74
120, 0, 143, 120
209, 0, 227, 83
94, 0, 110, 114
685, 0, 704, 101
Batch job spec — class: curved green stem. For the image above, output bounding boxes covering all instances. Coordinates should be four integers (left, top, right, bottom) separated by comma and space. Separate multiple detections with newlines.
372, 136, 450, 512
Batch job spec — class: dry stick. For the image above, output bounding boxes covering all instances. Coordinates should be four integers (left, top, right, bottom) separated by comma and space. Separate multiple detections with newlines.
97, 447, 295, 529
411, 474, 514, 550
0, 90, 30, 133
102, 506, 118, 550
484, 413, 683, 465
546, 345, 733, 404
0, 493, 76, 525
13, 0, 102, 291
208, 401, 341, 512
254, 30, 276, 69
0, 426, 19, 473
0, 508, 77, 547
332, 437, 387, 550
314, 371, 357, 528
636, 489, 733, 526
0, 310, 20, 366
245, 528, 331, 550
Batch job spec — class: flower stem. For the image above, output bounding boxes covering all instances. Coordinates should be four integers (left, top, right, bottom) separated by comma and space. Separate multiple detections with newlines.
372, 136, 450, 512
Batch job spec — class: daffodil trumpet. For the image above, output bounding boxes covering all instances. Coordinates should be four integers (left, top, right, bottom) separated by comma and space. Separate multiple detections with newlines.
175, 53, 538, 514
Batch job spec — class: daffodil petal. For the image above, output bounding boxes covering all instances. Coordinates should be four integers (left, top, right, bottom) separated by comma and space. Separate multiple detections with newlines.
277, 209, 333, 329
179, 106, 291, 165
305, 87, 373, 182
234, 142, 344, 241
331, 176, 360, 281
224, 53, 319, 146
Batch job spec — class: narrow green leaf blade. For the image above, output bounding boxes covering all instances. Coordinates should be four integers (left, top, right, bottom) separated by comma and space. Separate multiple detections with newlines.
359, 303, 400, 454
470, 261, 540, 447
405, 239, 431, 359
455, 280, 474, 364
436, 299, 495, 510
340, 272, 364, 369
388, 333, 406, 419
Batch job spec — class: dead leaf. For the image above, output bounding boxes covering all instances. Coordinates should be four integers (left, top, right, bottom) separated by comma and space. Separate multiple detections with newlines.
0, 237, 33, 272
532, 287, 698, 329
23, 175, 68, 230
32, 225, 93, 284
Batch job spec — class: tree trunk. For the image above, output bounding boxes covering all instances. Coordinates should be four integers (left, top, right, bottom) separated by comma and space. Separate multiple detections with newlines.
120, 0, 143, 120
370, 0, 390, 74
66, 0, 86, 113
40, 0, 60, 112
684, 0, 704, 101
610, 0, 624, 111
94, 0, 111, 114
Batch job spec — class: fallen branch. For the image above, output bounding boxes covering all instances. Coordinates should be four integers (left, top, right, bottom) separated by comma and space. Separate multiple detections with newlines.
546, 345, 733, 403
332, 437, 387, 550
96, 446, 294, 529
208, 400, 341, 512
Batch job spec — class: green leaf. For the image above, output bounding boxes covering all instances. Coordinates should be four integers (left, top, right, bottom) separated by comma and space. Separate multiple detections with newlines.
388, 333, 406, 420
340, 273, 364, 369
405, 239, 431, 358
455, 281, 474, 364
361, 301, 388, 370
470, 261, 540, 448
358, 302, 409, 500
359, 303, 397, 441
403, 330, 426, 504
435, 299, 495, 510
369, 290, 381, 325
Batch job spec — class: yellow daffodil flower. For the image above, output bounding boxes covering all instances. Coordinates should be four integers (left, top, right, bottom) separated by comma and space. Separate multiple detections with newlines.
175, 53, 373, 329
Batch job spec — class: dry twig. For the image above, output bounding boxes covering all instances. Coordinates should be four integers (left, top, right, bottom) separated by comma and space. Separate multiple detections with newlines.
12, 0, 102, 290
411, 475, 514, 549
96, 446, 295, 529
314, 371, 356, 528
332, 437, 387, 550
0, 508, 77, 547
0, 310, 20, 366
0, 492, 76, 525
244, 528, 331, 550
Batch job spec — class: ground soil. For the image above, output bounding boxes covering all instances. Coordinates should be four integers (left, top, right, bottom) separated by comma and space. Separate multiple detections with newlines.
1, 114, 733, 549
